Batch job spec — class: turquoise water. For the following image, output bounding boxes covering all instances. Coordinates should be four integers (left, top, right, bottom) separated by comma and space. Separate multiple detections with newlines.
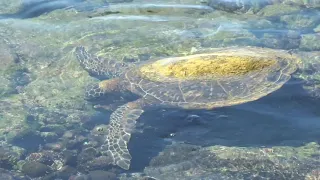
0, 0, 319, 179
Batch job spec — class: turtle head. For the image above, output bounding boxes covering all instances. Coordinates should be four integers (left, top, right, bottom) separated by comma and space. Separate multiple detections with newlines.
85, 78, 139, 104
85, 78, 123, 100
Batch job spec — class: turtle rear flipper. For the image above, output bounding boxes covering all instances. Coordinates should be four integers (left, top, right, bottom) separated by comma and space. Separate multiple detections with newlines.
103, 100, 144, 170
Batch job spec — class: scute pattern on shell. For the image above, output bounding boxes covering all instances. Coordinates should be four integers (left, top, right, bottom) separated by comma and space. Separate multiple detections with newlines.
124, 47, 300, 109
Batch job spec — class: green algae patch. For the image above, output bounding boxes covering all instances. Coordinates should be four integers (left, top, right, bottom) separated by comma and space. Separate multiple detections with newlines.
257, 4, 300, 17
294, 51, 320, 97
0, 1, 21, 14
314, 24, 320, 33
201, 29, 259, 48
281, 13, 320, 30
204, 142, 320, 178
0, 98, 30, 143
145, 142, 319, 179
300, 33, 320, 51
209, 142, 320, 158
207, 142, 320, 168
140, 54, 276, 81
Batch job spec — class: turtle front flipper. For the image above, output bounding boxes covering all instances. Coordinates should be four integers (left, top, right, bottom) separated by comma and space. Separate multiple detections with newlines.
98, 99, 145, 170
74, 46, 128, 79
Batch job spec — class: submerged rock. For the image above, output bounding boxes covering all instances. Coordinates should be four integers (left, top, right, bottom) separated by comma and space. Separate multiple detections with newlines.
207, 0, 273, 13
0, 39, 20, 96
56, 165, 78, 179
295, 51, 320, 97
0, 168, 29, 180
258, 30, 301, 49
281, 13, 320, 31
282, 0, 320, 8
305, 169, 320, 180
89, 3, 213, 19
206, 0, 320, 14
0, 146, 22, 170
21, 161, 51, 178
0, 0, 108, 19
257, 4, 300, 17
88, 170, 117, 180
314, 24, 320, 33
141, 142, 320, 180
300, 33, 320, 51
0, 1, 21, 15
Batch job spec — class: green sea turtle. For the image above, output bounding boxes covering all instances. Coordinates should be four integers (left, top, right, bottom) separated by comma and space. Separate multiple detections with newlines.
75, 46, 300, 170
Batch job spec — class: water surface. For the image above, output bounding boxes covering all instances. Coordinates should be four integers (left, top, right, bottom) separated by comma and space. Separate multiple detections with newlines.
0, 0, 319, 179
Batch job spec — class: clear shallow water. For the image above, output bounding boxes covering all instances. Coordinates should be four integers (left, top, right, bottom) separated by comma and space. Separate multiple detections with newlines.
0, 0, 319, 179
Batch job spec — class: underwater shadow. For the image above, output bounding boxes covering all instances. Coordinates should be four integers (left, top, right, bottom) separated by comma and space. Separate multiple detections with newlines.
127, 77, 320, 171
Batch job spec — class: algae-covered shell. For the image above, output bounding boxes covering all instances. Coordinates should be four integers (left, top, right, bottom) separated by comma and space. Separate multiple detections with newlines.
124, 47, 300, 109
